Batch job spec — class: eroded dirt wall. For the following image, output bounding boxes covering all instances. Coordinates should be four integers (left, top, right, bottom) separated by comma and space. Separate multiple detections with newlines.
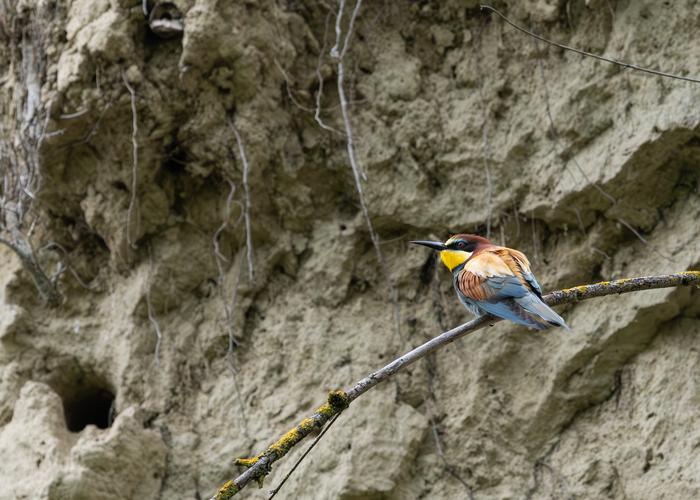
0, 1, 699, 499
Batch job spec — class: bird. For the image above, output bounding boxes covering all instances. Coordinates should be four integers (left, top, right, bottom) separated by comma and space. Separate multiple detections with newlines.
411, 234, 569, 330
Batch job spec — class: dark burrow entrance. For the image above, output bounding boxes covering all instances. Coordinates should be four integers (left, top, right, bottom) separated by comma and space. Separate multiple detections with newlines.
47, 362, 116, 433
62, 387, 115, 432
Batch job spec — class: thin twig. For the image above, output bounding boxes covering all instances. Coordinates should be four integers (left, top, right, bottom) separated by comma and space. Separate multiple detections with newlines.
267, 413, 342, 499
482, 4, 700, 84
122, 70, 140, 249
229, 122, 255, 282
210, 271, 700, 499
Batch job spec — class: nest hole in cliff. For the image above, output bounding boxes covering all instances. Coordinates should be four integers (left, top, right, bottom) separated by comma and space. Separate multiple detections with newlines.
63, 386, 115, 432
48, 364, 116, 432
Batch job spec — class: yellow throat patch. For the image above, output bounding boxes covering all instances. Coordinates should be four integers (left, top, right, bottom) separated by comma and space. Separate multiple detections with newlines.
440, 250, 472, 271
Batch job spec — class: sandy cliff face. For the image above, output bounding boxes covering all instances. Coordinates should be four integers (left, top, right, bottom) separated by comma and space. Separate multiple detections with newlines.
0, 1, 699, 499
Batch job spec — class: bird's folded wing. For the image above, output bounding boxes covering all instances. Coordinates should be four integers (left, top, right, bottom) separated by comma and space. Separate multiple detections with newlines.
457, 250, 534, 301
501, 248, 543, 297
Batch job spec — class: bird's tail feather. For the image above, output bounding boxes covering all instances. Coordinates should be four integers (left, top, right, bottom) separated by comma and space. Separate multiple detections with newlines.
477, 299, 548, 330
515, 294, 570, 331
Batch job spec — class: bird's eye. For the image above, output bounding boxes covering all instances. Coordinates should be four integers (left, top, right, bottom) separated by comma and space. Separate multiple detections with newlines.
456, 241, 466, 250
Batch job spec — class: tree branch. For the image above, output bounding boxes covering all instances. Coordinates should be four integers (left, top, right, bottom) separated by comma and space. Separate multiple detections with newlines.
209, 271, 700, 499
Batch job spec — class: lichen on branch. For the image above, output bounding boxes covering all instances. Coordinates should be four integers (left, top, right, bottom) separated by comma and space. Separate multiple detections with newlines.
213, 390, 349, 500
210, 271, 700, 498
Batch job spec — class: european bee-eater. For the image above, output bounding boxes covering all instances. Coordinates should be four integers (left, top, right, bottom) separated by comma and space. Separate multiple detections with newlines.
412, 234, 569, 330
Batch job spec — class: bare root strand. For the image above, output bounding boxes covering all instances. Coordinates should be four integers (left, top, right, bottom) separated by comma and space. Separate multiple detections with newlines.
314, 11, 342, 134
482, 4, 700, 84
616, 217, 672, 261
211, 177, 250, 437
41, 241, 97, 290
209, 272, 700, 498
273, 58, 315, 113
481, 128, 493, 239
530, 213, 541, 266
122, 70, 140, 250
330, 0, 385, 268
146, 244, 163, 366
224, 260, 250, 439
572, 208, 610, 260
212, 178, 241, 352
330, 0, 403, 347
229, 122, 255, 282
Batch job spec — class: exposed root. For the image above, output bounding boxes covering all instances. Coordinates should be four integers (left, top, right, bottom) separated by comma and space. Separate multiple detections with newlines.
229, 121, 255, 282
146, 244, 163, 366
122, 70, 140, 250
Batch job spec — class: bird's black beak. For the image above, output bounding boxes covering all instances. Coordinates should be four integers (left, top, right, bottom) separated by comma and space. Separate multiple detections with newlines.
410, 240, 447, 251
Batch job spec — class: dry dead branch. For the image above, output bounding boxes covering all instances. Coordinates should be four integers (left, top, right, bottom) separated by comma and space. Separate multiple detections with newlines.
210, 271, 700, 499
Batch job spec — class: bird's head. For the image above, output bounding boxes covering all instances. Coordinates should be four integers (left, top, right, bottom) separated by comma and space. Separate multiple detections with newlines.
411, 234, 492, 271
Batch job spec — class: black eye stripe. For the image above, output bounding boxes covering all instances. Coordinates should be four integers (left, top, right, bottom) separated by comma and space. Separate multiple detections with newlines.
450, 240, 475, 251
